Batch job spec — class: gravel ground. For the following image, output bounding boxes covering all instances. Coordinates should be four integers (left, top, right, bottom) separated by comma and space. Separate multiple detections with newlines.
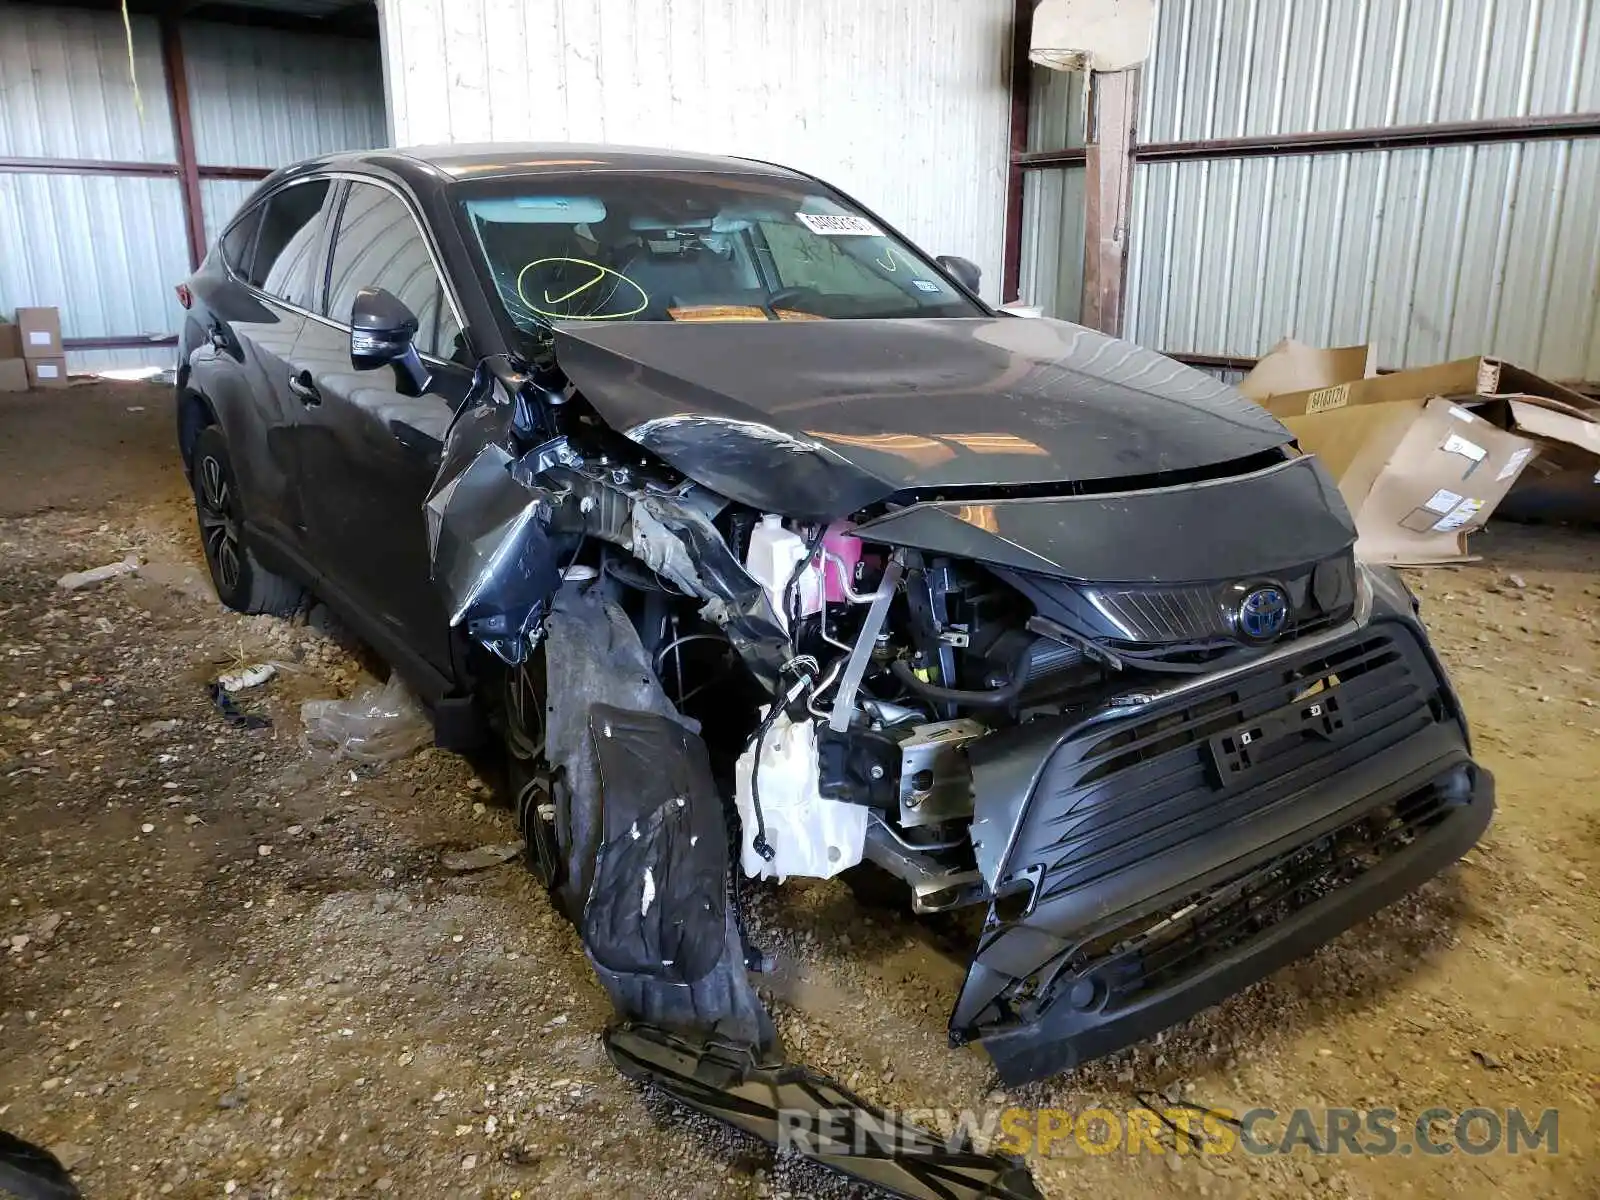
1, 381, 1597, 1199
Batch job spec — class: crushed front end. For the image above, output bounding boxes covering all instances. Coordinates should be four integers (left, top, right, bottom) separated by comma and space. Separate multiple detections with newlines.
422, 323, 1491, 1198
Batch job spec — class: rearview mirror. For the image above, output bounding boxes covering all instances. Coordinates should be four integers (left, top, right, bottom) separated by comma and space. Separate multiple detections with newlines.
936, 254, 982, 295
350, 286, 430, 395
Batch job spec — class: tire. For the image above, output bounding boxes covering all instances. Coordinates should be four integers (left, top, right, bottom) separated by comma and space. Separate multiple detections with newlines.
498, 647, 576, 913
190, 424, 303, 616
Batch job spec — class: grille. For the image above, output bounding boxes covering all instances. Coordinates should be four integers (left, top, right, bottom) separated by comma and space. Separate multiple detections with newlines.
1086, 584, 1224, 643
1053, 783, 1460, 1011
1022, 625, 1445, 906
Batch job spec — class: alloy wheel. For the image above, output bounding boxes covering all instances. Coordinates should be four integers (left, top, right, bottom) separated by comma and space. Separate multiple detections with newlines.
197, 454, 242, 594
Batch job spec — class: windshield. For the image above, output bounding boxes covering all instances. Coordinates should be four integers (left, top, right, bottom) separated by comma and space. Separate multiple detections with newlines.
455, 172, 985, 338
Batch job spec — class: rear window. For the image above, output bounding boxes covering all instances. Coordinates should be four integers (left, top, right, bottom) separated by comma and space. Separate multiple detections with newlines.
248, 179, 331, 307
220, 206, 262, 276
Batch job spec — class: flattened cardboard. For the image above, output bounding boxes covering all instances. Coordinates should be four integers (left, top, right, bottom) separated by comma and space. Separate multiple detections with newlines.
0, 358, 29, 393
1276, 396, 1537, 565
1245, 342, 1600, 551
26, 356, 68, 389
0, 323, 22, 360
15, 307, 62, 359
1237, 338, 1374, 401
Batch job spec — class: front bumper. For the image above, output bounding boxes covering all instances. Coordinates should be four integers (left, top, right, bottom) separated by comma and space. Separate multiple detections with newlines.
955, 613, 1493, 1085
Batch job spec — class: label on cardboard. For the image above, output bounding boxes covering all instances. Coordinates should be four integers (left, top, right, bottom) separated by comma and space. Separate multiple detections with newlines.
28, 330, 50, 346
1306, 384, 1350, 414
35, 362, 59, 379
1431, 498, 1484, 532
1441, 432, 1487, 463
1496, 447, 1535, 482
1423, 488, 1463, 515
1448, 405, 1477, 422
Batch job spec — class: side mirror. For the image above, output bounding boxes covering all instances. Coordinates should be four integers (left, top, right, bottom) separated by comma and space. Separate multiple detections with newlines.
936, 254, 982, 295
350, 286, 430, 395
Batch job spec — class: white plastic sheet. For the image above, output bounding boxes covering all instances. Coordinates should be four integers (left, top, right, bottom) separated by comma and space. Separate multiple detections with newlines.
300, 676, 432, 764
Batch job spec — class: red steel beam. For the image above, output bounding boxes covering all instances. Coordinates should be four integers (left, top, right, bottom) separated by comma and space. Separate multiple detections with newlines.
999, 0, 1034, 303
1015, 113, 1600, 170
0, 156, 178, 177
64, 335, 180, 350
159, 16, 208, 270
0, 157, 272, 180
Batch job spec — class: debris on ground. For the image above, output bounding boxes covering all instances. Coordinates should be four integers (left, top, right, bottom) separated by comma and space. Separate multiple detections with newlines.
55, 555, 139, 591
301, 674, 433, 764
216, 662, 276, 692
441, 842, 526, 873
206, 681, 271, 730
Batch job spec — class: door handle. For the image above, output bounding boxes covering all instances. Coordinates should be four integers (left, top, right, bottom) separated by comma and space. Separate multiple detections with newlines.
288, 370, 321, 406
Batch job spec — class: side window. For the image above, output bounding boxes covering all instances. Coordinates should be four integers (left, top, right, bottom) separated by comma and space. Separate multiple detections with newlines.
325, 181, 456, 360
220, 204, 263, 276
250, 179, 331, 307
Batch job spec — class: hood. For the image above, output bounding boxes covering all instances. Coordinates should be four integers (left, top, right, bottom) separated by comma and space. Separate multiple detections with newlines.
553, 316, 1294, 519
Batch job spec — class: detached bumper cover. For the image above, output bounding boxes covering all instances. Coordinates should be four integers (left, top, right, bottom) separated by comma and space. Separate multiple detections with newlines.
606, 1025, 1042, 1200
956, 615, 1493, 1084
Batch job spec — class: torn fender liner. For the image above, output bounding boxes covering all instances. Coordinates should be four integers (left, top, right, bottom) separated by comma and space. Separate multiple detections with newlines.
545, 588, 772, 1048
583, 703, 729, 983
605, 1025, 1043, 1200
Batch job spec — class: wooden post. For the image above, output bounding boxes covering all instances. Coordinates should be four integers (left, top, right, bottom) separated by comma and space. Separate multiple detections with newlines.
1079, 68, 1138, 335
1000, 0, 1034, 304
160, 16, 208, 271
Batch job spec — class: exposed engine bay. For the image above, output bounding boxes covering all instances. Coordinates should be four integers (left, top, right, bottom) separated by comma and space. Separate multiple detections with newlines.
422, 317, 1493, 1200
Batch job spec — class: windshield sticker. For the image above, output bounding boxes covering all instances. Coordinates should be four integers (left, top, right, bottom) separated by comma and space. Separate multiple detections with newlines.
795, 212, 883, 237
910, 279, 941, 293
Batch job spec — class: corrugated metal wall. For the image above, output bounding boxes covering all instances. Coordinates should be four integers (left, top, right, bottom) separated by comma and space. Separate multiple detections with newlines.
183, 23, 387, 169
377, 0, 1014, 301
1124, 0, 1600, 384
1017, 64, 1088, 319
0, 2, 385, 373
0, 4, 183, 371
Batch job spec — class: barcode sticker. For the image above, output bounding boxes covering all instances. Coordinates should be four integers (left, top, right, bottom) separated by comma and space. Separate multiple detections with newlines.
795, 212, 883, 237
1441, 433, 1487, 463
1306, 384, 1350, 413
1431, 498, 1484, 532
1496, 446, 1534, 482
1423, 488, 1463, 515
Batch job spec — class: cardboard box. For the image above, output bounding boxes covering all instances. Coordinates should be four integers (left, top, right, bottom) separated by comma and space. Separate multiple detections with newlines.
1239, 342, 1545, 564
15, 306, 63, 359
1243, 346, 1600, 536
0, 358, 28, 393
26, 356, 68, 389
0, 323, 22, 360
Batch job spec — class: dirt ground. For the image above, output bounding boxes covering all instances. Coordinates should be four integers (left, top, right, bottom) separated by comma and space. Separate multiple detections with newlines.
1, 380, 1597, 1200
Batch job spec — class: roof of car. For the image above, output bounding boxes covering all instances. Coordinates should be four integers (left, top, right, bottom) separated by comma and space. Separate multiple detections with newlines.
309, 142, 807, 185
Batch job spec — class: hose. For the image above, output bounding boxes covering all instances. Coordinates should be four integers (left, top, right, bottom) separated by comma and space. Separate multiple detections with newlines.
888, 636, 1036, 708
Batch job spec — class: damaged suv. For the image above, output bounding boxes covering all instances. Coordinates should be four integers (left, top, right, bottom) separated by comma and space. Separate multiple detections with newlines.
176, 144, 1492, 1200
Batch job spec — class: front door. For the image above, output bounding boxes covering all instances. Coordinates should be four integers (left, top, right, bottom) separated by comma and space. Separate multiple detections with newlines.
287, 178, 473, 683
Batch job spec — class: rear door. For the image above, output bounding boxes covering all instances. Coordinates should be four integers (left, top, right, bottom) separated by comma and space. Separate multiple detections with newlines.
287, 177, 473, 683
188, 177, 334, 549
